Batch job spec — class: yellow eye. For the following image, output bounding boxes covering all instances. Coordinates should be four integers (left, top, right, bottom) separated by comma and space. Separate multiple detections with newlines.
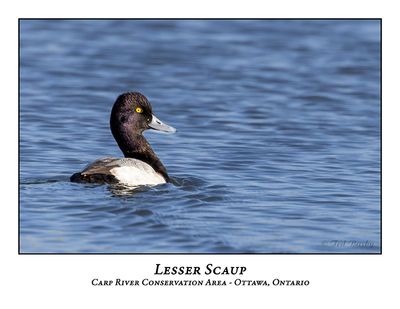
135, 107, 143, 113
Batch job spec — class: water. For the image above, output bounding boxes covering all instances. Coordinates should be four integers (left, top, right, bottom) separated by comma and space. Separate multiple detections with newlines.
19, 20, 381, 253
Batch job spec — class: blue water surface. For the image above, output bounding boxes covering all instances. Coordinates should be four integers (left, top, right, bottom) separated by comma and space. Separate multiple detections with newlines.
19, 20, 381, 253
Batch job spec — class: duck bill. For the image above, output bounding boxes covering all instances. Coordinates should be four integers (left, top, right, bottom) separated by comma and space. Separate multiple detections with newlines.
149, 114, 176, 133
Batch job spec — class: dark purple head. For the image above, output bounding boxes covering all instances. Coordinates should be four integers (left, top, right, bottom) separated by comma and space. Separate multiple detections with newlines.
110, 92, 176, 137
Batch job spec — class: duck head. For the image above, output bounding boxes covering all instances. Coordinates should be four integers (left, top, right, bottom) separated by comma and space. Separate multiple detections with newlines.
110, 92, 176, 136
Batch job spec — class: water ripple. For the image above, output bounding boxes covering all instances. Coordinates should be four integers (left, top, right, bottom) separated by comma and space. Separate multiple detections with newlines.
20, 20, 380, 253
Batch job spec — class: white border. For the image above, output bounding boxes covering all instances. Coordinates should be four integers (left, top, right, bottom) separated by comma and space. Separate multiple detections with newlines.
1, 1, 399, 307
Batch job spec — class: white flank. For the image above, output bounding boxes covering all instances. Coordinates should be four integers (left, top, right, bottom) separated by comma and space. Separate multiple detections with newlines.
110, 161, 166, 186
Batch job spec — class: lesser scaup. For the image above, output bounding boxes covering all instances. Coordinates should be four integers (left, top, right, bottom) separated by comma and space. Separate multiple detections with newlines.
70, 92, 176, 186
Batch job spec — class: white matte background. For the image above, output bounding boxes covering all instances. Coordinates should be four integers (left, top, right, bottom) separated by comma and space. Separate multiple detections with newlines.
1, 1, 398, 308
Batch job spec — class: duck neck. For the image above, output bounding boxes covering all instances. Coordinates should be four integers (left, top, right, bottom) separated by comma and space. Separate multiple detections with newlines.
117, 133, 170, 182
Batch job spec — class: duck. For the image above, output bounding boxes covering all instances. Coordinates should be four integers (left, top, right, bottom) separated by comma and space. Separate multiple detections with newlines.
70, 92, 176, 186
